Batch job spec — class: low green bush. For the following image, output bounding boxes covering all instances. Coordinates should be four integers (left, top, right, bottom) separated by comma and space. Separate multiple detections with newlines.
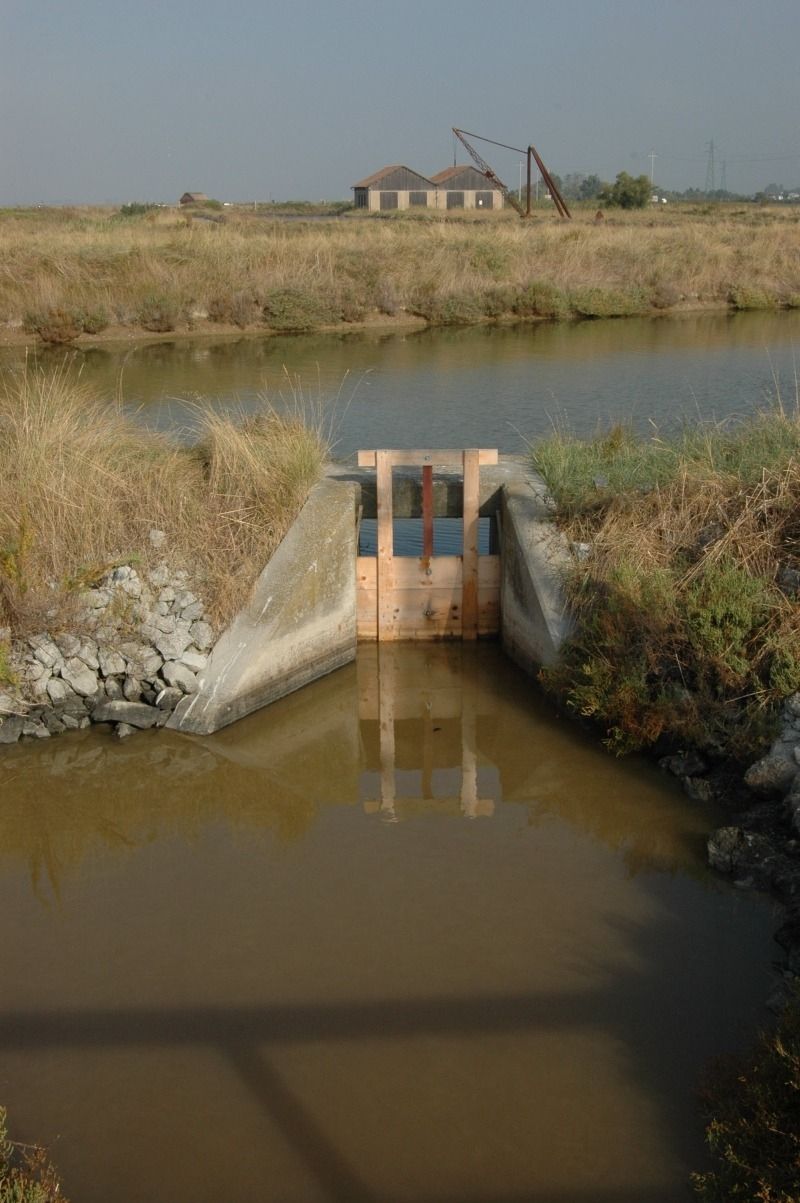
0, 1106, 68, 1202
534, 413, 800, 760
118, 202, 158, 218
729, 285, 776, 310
569, 286, 647, 318
512, 281, 570, 320
137, 292, 180, 332
691, 997, 800, 1202
408, 290, 485, 325
262, 287, 340, 332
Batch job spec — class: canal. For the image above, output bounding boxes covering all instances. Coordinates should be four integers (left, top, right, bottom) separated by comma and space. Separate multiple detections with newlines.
1, 311, 796, 1200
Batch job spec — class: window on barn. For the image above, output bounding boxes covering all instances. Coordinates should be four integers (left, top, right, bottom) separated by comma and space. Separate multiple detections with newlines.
475, 191, 494, 209
446, 192, 465, 209
354, 189, 368, 209
409, 191, 428, 207
379, 192, 398, 210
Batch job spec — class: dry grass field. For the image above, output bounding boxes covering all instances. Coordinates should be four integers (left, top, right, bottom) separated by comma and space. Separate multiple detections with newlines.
0, 364, 326, 640
1, 203, 799, 345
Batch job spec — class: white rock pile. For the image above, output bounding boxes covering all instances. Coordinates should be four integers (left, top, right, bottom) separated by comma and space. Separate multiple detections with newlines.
0, 550, 214, 743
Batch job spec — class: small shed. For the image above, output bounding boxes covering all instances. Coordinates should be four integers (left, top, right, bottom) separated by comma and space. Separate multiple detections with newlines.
180, 192, 208, 206
352, 166, 437, 212
430, 166, 504, 210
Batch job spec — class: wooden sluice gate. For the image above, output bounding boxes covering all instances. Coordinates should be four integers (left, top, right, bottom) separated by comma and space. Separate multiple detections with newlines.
356, 449, 501, 642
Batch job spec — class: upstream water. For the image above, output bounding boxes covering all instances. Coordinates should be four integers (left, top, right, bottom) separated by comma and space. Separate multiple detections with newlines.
4, 309, 800, 452
1, 313, 796, 1200
0, 646, 777, 1202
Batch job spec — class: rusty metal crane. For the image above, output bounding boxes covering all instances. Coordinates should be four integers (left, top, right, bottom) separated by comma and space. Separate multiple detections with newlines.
452, 128, 571, 219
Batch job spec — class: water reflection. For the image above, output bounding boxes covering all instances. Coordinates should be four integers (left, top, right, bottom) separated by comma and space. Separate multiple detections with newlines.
3, 310, 799, 454
2, 645, 717, 899
0, 645, 778, 1202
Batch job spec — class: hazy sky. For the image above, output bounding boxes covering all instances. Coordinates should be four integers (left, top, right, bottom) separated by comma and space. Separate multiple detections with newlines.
3, 0, 799, 204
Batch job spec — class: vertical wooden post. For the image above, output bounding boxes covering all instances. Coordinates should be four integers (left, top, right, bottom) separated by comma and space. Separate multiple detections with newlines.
422, 464, 434, 559
376, 450, 395, 641
462, 449, 480, 639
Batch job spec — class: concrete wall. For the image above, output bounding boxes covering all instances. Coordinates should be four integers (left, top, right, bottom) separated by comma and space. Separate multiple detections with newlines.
169, 479, 359, 735
499, 472, 574, 672
168, 457, 574, 736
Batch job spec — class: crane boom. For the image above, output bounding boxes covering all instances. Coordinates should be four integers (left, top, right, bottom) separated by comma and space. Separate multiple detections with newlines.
452, 127, 572, 220
453, 128, 525, 216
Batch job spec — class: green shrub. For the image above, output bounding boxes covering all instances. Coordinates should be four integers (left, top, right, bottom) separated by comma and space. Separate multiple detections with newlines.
0, 1106, 68, 1202
534, 415, 800, 760
76, 305, 110, 334
691, 997, 800, 1202
118, 202, 157, 218
569, 286, 646, 318
512, 281, 570, 319
0, 639, 16, 686
262, 287, 340, 332
729, 285, 776, 310
137, 292, 180, 332
408, 290, 484, 325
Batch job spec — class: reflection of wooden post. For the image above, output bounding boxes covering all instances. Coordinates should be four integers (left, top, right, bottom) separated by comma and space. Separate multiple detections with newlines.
462, 449, 480, 640
460, 678, 477, 817
378, 647, 396, 819
376, 451, 395, 641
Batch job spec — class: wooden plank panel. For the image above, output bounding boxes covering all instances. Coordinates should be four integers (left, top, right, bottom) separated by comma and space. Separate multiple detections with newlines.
357, 557, 499, 641
462, 449, 480, 641
376, 451, 395, 641
357, 449, 498, 468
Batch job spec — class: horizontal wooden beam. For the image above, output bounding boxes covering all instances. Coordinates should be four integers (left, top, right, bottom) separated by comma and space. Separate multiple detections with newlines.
357, 449, 498, 469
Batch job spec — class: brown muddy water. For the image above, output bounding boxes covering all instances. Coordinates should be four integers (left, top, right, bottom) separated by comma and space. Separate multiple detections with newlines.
0, 644, 777, 1203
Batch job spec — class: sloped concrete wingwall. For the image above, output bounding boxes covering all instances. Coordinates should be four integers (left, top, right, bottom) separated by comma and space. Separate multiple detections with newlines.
169, 479, 359, 735
500, 472, 574, 672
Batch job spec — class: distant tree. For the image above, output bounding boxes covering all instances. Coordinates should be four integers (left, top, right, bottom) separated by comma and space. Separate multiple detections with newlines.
599, 172, 652, 209
578, 174, 602, 201
561, 173, 586, 200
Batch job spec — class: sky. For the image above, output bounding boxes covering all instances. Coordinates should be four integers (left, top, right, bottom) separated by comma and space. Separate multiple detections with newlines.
2, 0, 799, 205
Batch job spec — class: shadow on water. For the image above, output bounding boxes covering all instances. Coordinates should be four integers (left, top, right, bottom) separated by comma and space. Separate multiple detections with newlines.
0, 645, 777, 1201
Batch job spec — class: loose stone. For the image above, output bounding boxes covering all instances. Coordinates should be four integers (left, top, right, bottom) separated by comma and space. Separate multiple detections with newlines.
161, 661, 198, 694
189, 621, 214, 651
60, 657, 101, 698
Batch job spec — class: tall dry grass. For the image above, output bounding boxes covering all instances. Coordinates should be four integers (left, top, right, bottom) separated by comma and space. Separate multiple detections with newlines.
0, 363, 326, 635
534, 409, 800, 760
1, 204, 799, 341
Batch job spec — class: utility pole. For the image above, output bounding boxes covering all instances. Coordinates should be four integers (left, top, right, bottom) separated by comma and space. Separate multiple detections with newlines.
705, 139, 716, 195
648, 150, 657, 187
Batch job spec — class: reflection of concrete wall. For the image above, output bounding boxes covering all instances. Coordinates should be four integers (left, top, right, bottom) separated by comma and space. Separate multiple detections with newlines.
500, 473, 574, 670
169, 480, 359, 735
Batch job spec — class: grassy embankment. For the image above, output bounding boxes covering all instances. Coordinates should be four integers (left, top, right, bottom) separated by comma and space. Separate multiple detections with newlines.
533, 405, 800, 764
534, 409, 800, 1199
1, 204, 799, 345
0, 366, 325, 663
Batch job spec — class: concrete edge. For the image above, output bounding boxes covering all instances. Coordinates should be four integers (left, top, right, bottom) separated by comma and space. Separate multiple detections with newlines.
500, 470, 575, 673
168, 478, 359, 735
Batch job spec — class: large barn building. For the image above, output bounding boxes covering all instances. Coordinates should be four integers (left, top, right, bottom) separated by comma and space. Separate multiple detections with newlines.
429, 166, 505, 210
352, 166, 437, 211
352, 164, 504, 211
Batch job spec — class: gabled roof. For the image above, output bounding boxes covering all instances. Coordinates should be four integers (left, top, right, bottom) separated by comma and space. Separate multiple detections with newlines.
430, 165, 497, 185
352, 165, 436, 189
